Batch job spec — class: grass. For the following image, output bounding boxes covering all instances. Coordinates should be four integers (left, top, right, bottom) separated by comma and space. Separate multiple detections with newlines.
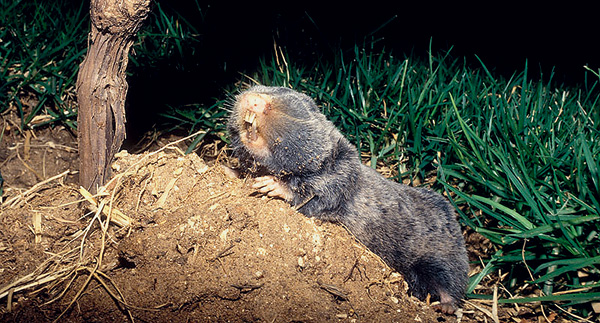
0, 0, 87, 129
242, 42, 600, 318
128, 1, 202, 70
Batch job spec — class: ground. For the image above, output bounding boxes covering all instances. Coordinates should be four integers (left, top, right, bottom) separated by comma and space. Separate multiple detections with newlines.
0, 124, 571, 322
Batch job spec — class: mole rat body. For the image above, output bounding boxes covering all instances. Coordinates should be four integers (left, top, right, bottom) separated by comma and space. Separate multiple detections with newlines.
227, 85, 468, 313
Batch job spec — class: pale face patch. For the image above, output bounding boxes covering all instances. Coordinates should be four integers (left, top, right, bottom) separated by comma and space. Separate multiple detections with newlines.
236, 92, 273, 158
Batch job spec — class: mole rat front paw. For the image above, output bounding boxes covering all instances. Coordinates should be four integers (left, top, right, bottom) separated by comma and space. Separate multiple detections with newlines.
252, 175, 294, 201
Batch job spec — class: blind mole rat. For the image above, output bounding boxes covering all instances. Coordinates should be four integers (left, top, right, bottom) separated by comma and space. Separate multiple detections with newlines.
227, 85, 469, 313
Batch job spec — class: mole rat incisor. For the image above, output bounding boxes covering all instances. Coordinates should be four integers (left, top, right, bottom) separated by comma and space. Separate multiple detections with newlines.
227, 85, 469, 313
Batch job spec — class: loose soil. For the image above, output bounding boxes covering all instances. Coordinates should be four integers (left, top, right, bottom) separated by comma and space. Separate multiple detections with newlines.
0, 125, 570, 322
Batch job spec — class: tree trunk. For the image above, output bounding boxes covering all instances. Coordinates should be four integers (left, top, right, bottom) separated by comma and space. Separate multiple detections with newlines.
77, 0, 151, 192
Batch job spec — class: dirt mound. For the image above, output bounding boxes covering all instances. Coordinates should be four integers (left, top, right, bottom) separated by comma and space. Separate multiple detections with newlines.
1, 144, 471, 322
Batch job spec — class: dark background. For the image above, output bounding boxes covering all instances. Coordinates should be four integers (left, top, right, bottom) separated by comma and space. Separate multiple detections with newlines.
191, 2, 597, 86
125, 2, 598, 138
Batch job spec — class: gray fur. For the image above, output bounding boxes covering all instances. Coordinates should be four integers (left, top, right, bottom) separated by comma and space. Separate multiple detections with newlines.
227, 85, 468, 310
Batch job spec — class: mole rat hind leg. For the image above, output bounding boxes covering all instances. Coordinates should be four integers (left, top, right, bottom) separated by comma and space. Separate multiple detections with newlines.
405, 257, 466, 314
434, 292, 460, 314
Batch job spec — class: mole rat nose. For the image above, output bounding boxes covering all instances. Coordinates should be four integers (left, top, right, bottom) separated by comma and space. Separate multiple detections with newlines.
241, 93, 271, 115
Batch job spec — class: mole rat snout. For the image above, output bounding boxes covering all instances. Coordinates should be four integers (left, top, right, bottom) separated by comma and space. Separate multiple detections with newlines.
240, 93, 271, 115
238, 92, 273, 146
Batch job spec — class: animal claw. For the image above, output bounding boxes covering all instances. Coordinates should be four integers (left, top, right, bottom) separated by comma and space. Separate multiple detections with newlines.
253, 175, 293, 201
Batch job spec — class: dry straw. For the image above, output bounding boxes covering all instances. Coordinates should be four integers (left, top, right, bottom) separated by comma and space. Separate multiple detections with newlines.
0, 130, 206, 321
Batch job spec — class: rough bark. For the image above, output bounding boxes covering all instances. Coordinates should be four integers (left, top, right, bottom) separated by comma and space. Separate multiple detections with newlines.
77, 0, 151, 192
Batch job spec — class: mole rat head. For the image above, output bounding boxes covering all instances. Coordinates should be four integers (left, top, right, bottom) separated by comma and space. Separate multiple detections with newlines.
228, 85, 334, 174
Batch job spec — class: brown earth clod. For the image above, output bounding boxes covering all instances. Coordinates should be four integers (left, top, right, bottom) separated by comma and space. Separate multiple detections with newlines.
1, 137, 475, 322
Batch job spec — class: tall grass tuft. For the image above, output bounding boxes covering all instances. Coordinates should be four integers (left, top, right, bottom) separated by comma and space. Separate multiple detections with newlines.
0, 0, 87, 129
249, 43, 600, 317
